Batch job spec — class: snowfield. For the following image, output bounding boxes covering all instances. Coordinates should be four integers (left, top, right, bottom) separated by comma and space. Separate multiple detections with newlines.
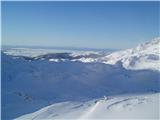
16, 93, 160, 120
2, 37, 160, 120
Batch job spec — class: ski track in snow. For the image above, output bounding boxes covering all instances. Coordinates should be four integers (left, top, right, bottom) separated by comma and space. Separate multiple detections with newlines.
78, 101, 100, 119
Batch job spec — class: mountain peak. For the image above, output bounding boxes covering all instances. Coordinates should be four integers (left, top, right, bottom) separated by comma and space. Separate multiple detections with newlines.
136, 37, 160, 51
101, 37, 160, 71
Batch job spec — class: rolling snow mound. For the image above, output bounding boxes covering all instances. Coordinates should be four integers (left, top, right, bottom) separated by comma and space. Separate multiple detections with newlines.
16, 93, 160, 120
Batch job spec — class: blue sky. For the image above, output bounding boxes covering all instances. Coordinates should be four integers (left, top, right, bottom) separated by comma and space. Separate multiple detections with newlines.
2, 1, 159, 49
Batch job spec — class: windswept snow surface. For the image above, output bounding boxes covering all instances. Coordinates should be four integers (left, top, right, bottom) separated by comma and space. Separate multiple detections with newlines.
16, 93, 160, 120
99, 37, 160, 71
2, 37, 160, 119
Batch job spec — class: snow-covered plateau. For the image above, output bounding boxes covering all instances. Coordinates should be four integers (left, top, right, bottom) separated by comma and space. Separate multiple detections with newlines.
1, 37, 160, 120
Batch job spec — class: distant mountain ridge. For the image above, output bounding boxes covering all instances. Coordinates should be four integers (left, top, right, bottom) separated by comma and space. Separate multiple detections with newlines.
99, 37, 160, 71
3, 37, 160, 71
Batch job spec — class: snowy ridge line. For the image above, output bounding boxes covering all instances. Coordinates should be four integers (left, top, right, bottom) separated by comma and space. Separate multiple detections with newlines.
98, 37, 160, 71
2, 48, 104, 58
3, 37, 160, 71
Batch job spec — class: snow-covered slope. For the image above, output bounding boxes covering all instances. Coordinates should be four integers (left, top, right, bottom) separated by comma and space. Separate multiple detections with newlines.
16, 93, 160, 120
99, 37, 160, 71
2, 37, 160, 120
2, 52, 160, 120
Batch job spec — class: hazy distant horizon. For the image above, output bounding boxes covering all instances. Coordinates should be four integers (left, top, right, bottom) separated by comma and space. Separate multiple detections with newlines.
2, 44, 119, 52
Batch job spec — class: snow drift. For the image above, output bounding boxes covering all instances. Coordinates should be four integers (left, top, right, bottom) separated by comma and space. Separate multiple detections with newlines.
16, 93, 160, 120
